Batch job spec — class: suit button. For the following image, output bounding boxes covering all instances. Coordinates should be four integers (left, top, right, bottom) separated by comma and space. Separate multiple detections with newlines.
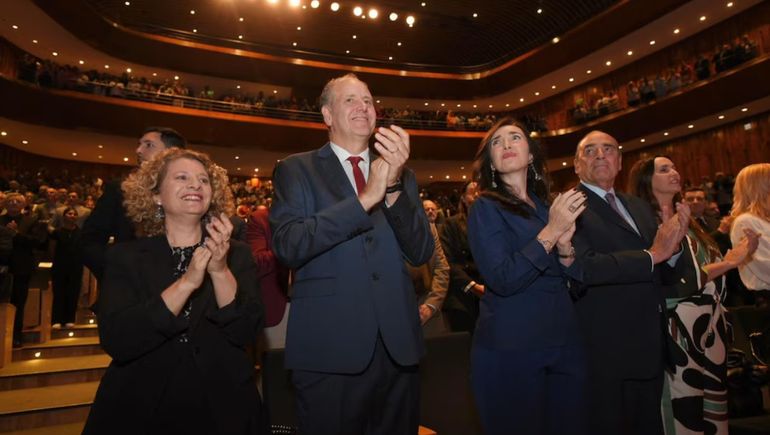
680, 278, 687, 284
372, 273, 380, 281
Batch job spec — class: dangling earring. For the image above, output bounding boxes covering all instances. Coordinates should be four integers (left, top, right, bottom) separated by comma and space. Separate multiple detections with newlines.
490, 165, 497, 188
529, 161, 542, 181
155, 203, 164, 221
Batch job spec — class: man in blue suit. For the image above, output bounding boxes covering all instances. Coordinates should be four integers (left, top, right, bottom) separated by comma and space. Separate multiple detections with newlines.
270, 73, 434, 435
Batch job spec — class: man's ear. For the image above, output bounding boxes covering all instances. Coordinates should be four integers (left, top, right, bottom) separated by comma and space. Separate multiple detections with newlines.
321, 106, 333, 127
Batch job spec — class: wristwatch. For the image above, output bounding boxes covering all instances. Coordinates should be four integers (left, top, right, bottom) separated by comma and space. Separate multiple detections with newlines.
386, 181, 403, 193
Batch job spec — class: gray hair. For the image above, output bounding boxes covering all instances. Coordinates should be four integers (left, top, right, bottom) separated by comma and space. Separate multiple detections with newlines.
319, 73, 364, 109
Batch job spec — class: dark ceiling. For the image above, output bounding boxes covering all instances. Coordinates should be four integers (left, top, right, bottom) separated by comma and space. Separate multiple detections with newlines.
80, 0, 619, 71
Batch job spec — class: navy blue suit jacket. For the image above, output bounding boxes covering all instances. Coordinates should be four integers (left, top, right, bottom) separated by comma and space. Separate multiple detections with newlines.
467, 196, 582, 350
270, 143, 434, 373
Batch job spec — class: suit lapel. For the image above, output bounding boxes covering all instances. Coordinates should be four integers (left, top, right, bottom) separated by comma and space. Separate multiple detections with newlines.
579, 184, 640, 237
317, 143, 357, 200
618, 193, 655, 244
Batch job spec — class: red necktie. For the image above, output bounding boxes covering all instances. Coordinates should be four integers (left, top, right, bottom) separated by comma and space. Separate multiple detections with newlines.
347, 156, 366, 194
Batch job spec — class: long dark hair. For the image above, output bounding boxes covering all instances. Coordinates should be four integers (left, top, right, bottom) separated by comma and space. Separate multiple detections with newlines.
473, 117, 550, 216
627, 156, 720, 260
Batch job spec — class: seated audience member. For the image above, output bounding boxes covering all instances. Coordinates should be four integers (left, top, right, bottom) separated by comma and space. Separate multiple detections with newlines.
83, 148, 265, 434
50, 207, 84, 328
684, 187, 719, 232
441, 181, 484, 335
730, 163, 770, 307
628, 156, 759, 435
468, 118, 588, 435
408, 199, 450, 336
0, 193, 48, 348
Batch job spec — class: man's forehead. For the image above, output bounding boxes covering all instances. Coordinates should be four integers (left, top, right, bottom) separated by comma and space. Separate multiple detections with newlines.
580, 132, 618, 149
140, 132, 162, 143
335, 78, 371, 96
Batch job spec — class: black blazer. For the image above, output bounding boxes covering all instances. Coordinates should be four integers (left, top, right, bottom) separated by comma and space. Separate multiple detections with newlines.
572, 185, 668, 379
83, 236, 264, 435
0, 214, 47, 275
439, 214, 482, 315
81, 179, 136, 280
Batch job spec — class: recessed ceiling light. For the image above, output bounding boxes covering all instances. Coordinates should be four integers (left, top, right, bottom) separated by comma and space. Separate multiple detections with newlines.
11, 25, 19, 30
390, 12, 398, 21
519, 97, 524, 102
0, 131, 6, 136
473, 104, 477, 108
98, 155, 103, 159
78, 60, 84, 64
310, 0, 320, 8
673, 28, 680, 34
741, 107, 748, 112
397, 42, 402, 46
472, 12, 478, 18
618, 146, 624, 150
124, 1, 130, 5
649, 40, 656, 45
238, 35, 243, 39
289, 0, 301, 6
488, 104, 493, 108
235, 156, 240, 160
273, 89, 278, 94
123, 157, 129, 162
551, 85, 556, 89
360, 15, 366, 19
388, 56, 393, 60
52, 51, 58, 56
663, 132, 669, 136
193, 28, 197, 33
377, 100, 382, 104
640, 138, 646, 143
586, 69, 592, 74
98, 144, 103, 148
174, 75, 179, 80
236, 85, 241, 89
605, 60, 612, 66
236, 167, 241, 171
152, 72, 157, 76
421, 2, 426, 6
104, 64, 109, 69
440, 103, 445, 107
32, 39, 38, 44
537, 8, 543, 14
72, 152, 78, 156
688, 124, 694, 129
718, 115, 725, 119
330, 2, 340, 12
254, 168, 260, 172
534, 92, 540, 96
424, 102, 429, 106
568, 77, 574, 82
292, 42, 297, 46
445, 175, 450, 180
189, 9, 195, 14
505, 103, 510, 107
353, 6, 363, 16
429, 176, 433, 179
297, 26, 302, 31
345, 50, 350, 54
352, 34, 357, 39
627, 50, 633, 56
552, 37, 560, 44
23, 139, 31, 145
699, 15, 706, 22
368, 9, 378, 19
126, 68, 132, 73
462, 175, 467, 180
562, 162, 567, 166
239, 17, 244, 22
406, 16, 415, 25
727, 2, 734, 7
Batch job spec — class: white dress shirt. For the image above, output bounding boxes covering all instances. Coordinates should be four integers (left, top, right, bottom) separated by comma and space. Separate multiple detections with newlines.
731, 213, 770, 290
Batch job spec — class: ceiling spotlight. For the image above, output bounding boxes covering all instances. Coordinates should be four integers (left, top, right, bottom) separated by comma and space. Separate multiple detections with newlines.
353, 6, 363, 16
72, 152, 78, 156
406, 15, 415, 25
235, 156, 240, 160
32, 39, 38, 44
424, 102, 429, 106
537, 8, 543, 14
273, 89, 278, 94
388, 56, 393, 60
699, 15, 706, 21
552, 37, 560, 44
519, 97, 524, 102
649, 40, 656, 45
741, 107, 748, 112
254, 168, 260, 172
640, 138, 646, 143
189, 9, 195, 14
551, 85, 556, 89
727, 2, 734, 7
368, 9, 378, 19
126, 68, 132, 73
239, 17, 244, 22
568, 77, 574, 82
98, 144, 103, 148
292, 42, 297, 46
289, 0, 301, 7
192, 28, 197, 32
22, 140, 28, 144
421, 2, 426, 6
440, 103, 445, 107
123, 157, 129, 162
238, 34, 243, 39
267, 0, 279, 3
472, 12, 478, 18
311, 0, 320, 8
78, 60, 84, 64
377, 100, 381, 104
352, 34, 357, 39
174, 75, 179, 80
152, 72, 157, 76
627, 50, 633, 56
586, 69, 592, 74
562, 162, 567, 166
397, 42, 402, 46
104, 64, 110, 69
52, 51, 58, 56
389, 12, 398, 21
673, 28, 680, 34
618, 146, 624, 150
445, 175, 450, 180
473, 104, 477, 108
98, 155, 103, 159
345, 50, 350, 54
605, 60, 612, 66
718, 115, 725, 119
124, 1, 130, 5
663, 132, 669, 136
687, 124, 694, 129
236, 85, 241, 89
330, 2, 340, 11
488, 104, 493, 108
0, 131, 5, 136
297, 26, 302, 30
534, 91, 540, 96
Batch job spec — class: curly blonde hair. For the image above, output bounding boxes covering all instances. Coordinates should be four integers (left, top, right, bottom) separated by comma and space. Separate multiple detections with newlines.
731, 163, 770, 222
122, 148, 234, 236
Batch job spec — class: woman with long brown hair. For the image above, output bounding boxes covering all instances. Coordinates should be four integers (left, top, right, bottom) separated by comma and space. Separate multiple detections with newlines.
628, 156, 758, 435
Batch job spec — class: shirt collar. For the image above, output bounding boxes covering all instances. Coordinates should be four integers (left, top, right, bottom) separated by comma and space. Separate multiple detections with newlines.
329, 142, 369, 166
580, 180, 616, 199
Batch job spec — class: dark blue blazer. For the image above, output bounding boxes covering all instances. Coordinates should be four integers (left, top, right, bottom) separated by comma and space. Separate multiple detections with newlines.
270, 143, 434, 373
467, 196, 582, 350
